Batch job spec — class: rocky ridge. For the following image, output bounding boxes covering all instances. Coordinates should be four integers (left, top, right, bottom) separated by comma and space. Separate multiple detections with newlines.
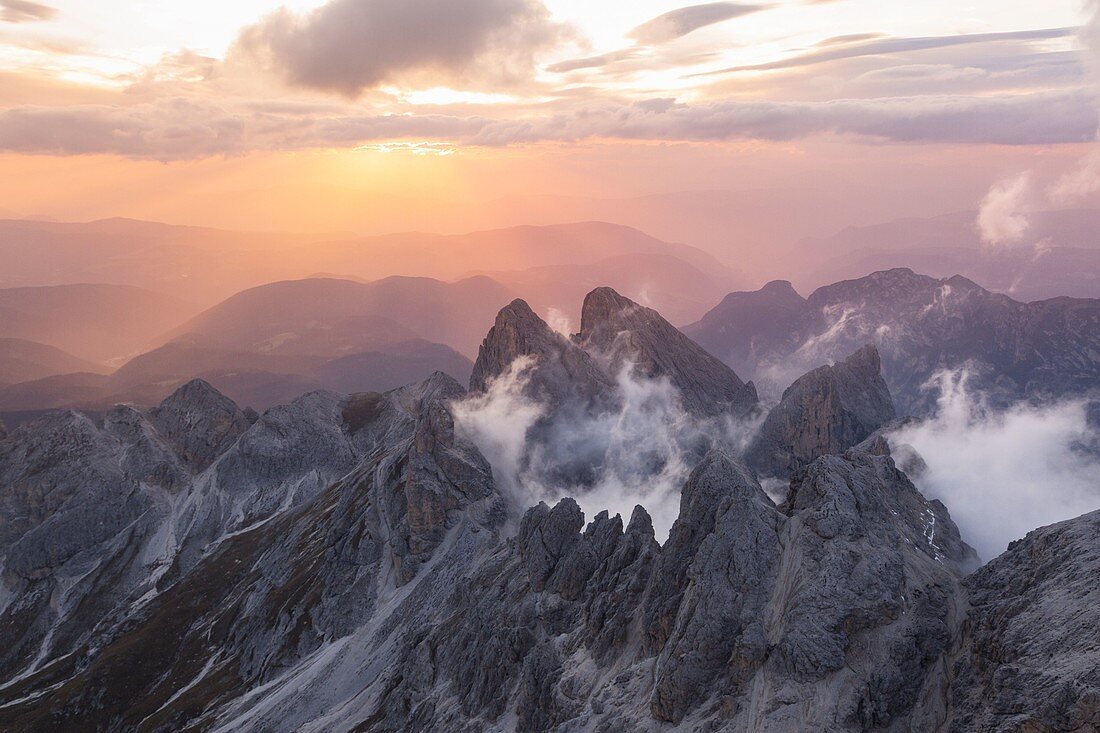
0, 288, 1094, 732
746, 344, 897, 478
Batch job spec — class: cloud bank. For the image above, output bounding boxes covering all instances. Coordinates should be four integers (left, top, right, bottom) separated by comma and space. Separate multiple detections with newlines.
1, 89, 1094, 159
451, 356, 759, 540
892, 370, 1100, 563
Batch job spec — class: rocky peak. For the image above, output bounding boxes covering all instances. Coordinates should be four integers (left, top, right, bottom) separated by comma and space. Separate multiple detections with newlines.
578, 286, 758, 417
747, 343, 897, 478
148, 378, 252, 471
843, 342, 882, 375
642, 450, 769, 654
470, 298, 613, 407
578, 286, 638, 335
807, 267, 936, 307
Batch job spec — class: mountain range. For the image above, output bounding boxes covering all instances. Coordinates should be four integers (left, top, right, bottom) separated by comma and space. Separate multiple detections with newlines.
0, 276, 501, 417
0, 218, 741, 315
686, 268, 1100, 413
790, 209, 1100, 301
0, 285, 1096, 731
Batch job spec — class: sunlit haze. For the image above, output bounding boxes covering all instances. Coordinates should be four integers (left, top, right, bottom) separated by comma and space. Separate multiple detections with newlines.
2, 0, 1098, 285
2, 4, 1100, 729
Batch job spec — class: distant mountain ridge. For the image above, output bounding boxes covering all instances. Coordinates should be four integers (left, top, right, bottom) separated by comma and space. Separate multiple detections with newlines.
686, 268, 1100, 412
791, 209, 1100, 301
0, 283, 199, 364
0, 217, 737, 309
0, 276, 507, 416
0, 338, 104, 385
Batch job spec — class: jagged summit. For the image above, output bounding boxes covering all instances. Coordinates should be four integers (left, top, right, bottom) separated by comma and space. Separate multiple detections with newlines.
149, 377, 253, 471
472, 287, 759, 418
577, 286, 758, 417
470, 297, 613, 407
578, 286, 638, 334
747, 343, 896, 478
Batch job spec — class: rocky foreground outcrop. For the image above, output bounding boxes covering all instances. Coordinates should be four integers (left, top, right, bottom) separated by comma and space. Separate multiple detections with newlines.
950, 510, 1100, 732
9, 369, 1084, 733
0, 393, 982, 732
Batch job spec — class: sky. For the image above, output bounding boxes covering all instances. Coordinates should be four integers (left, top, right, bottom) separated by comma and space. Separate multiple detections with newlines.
1, 0, 1098, 241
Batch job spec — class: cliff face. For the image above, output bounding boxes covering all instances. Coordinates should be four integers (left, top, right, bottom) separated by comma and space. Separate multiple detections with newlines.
469, 298, 614, 409
950, 509, 1100, 732
747, 344, 897, 478
578, 286, 759, 418
471, 288, 758, 419
0, 411, 980, 733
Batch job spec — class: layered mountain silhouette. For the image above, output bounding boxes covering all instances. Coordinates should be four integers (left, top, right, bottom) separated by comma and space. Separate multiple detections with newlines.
0, 277, 512, 416
0, 286, 1096, 731
169, 275, 513, 358
0, 338, 104, 385
0, 218, 738, 317
686, 268, 1100, 413
0, 283, 199, 364
790, 209, 1100, 301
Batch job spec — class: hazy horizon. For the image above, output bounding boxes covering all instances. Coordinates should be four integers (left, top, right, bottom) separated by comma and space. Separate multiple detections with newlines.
3, 0, 1100, 284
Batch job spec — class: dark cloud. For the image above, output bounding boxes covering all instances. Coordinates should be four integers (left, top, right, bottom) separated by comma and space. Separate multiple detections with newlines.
696, 27, 1075, 76
0, 89, 1093, 159
628, 2, 767, 44
1, 0, 56, 23
236, 0, 569, 96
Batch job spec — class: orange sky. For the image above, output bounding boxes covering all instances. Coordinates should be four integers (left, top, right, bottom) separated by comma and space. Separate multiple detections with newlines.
0, 0, 1098, 265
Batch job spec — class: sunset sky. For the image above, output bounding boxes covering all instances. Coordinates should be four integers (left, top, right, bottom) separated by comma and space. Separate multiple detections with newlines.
2, 0, 1098, 239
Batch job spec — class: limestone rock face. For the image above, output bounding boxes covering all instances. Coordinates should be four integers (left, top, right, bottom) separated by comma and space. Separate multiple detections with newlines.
747, 344, 897, 477
949, 510, 1100, 732
467, 289, 760, 494
469, 298, 613, 408
148, 377, 253, 471
579, 287, 758, 417
0, 422, 989, 733
470, 289, 759, 419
